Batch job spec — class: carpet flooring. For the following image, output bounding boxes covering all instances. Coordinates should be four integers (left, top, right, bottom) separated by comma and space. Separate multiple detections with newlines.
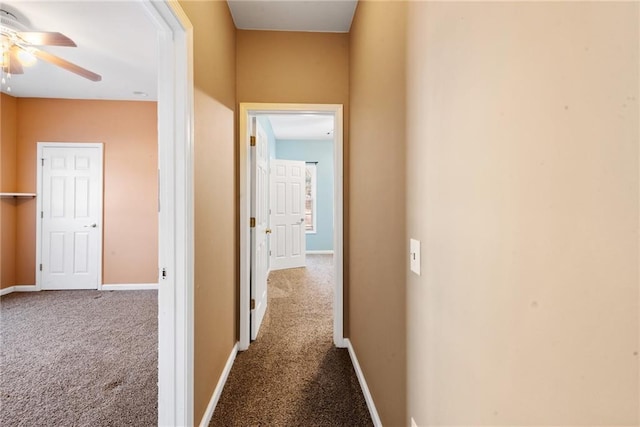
210, 255, 372, 427
0, 290, 157, 427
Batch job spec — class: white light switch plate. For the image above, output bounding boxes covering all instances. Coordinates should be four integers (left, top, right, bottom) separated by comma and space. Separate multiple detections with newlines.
411, 417, 419, 427
410, 239, 421, 275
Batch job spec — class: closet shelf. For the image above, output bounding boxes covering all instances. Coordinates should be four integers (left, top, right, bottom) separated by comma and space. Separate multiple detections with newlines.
0, 193, 36, 198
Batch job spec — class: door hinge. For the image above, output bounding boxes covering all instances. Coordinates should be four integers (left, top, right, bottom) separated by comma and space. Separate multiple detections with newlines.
40, 211, 43, 219
161, 268, 167, 280
41, 158, 44, 166
250, 298, 256, 310
250, 136, 256, 147
39, 264, 43, 271
250, 217, 256, 228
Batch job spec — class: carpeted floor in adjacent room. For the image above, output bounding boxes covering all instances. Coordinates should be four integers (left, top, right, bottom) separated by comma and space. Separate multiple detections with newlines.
0, 290, 157, 427
210, 254, 372, 427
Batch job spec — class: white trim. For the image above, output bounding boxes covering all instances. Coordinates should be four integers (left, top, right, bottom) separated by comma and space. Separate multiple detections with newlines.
36, 142, 104, 292
101, 283, 159, 291
346, 339, 382, 427
197, 342, 238, 427
306, 250, 334, 255
239, 103, 345, 351
142, 2, 194, 427
0, 285, 38, 296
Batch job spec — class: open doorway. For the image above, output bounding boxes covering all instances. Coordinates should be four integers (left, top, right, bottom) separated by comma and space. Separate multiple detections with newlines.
0, 1, 193, 424
239, 103, 345, 351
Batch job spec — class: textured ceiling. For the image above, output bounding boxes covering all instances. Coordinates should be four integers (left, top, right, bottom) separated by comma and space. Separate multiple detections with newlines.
267, 114, 335, 140
0, 1, 157, 101
227, 0, 357, 33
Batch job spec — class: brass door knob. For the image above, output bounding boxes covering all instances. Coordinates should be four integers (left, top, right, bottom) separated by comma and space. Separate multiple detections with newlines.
266, 228, 272, 234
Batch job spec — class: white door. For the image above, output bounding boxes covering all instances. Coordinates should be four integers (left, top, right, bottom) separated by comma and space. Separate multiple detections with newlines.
270, 159, 306, 270
40, 144, 103, 290
250, 120, 269, 340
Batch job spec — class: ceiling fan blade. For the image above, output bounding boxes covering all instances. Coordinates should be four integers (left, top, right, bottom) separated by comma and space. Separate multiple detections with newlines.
17, 32, 76, 47
32, 49, 101, 82
7, 46, 24, 74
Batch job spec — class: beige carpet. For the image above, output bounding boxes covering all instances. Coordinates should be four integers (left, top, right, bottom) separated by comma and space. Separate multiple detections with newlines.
0, 290, 157, 426
210, 255, 372, 427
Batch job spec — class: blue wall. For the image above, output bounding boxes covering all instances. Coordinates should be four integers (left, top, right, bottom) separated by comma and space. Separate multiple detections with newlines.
276, 140, 334, 252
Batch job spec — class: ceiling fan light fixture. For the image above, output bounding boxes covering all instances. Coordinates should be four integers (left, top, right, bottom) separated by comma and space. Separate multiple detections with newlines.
16, 46, 36, 66
0, 8, 101, 83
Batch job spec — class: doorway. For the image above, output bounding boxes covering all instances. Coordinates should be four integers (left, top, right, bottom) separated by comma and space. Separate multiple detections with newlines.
239, 103, 345, 351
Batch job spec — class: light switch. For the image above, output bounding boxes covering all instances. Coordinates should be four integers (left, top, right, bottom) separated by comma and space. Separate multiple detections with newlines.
410, 239, 421, 275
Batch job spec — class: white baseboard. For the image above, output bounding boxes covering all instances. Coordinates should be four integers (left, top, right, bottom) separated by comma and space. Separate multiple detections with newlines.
101, 283, 158, 291
346, 338, 382, 427
1, 285, 38, 296
2, 284, 159, 295
199, 342, 238, 427
306, 250, 334, 255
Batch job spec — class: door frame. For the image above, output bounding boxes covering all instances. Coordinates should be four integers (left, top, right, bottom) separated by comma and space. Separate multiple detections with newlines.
35, 142, 104, 291
239, 103, 346, 351
142, 2, 194, 426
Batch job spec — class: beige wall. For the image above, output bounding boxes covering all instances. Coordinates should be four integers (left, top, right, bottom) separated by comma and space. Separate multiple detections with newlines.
237, 30, 349, 106
13, 98, 158, 286
1, 94, 18, 289
406, 2, 639, 425
179, 1, 237, 423
349, 2, 407, 425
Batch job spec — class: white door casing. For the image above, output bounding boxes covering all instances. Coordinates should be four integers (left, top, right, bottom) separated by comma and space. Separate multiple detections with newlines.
142, 2, 195, 425
250, 119, 269, 340
270, 159, 306, 271
37, 143, 103, 290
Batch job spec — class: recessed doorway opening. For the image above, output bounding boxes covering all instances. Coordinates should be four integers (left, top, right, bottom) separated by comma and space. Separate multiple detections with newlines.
239, 103, 345, 351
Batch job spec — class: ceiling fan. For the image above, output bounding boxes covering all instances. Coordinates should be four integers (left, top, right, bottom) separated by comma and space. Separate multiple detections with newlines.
0, 8, 101, 83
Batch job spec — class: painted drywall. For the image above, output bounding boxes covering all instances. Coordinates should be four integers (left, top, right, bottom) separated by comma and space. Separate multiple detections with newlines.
276, 139, 334, 252
236, 28, 350, 331
14, 98, 158, 286
237, 30, 349, 107
0, 93, 18, 289
406, 2, 639, 425
349, 2, 407, 425
178, 1, 237, 423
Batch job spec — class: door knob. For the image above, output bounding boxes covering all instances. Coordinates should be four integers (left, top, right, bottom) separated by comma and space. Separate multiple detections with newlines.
84, 223, 97, 228
266, 228, 272, 234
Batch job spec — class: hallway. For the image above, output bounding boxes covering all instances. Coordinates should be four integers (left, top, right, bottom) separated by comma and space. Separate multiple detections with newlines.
210, 255, 372, 426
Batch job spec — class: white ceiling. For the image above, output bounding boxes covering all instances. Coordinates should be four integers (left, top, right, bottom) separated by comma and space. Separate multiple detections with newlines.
227, 0, 357, 33
266, 114, 334, 140
0, 1, 158, 101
